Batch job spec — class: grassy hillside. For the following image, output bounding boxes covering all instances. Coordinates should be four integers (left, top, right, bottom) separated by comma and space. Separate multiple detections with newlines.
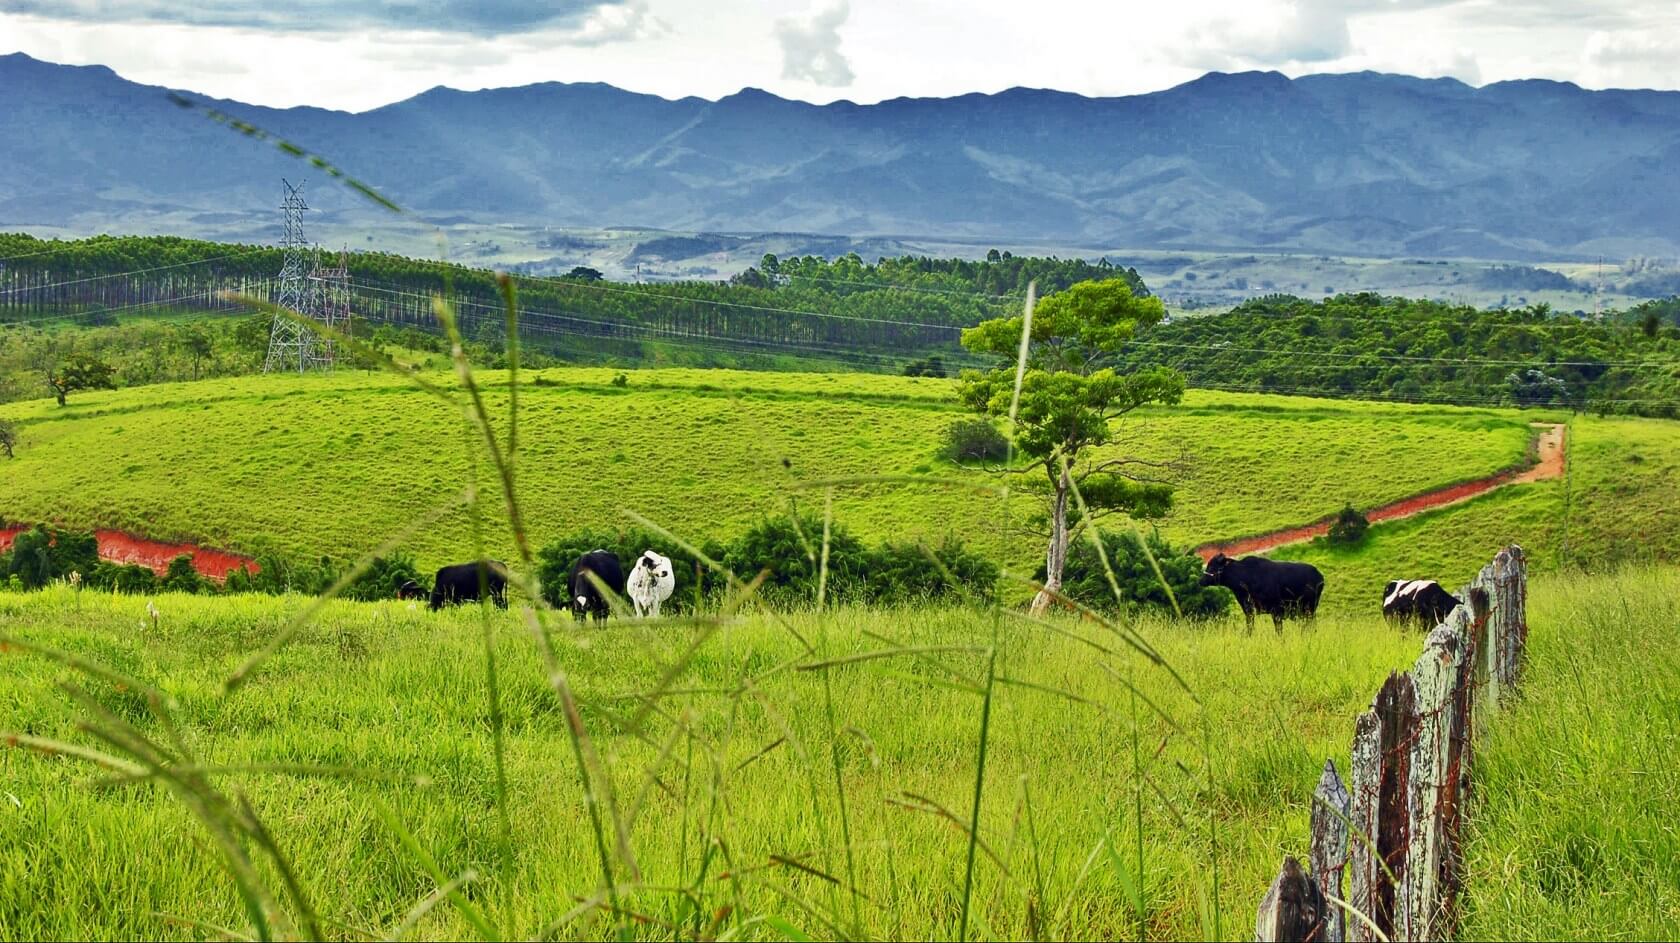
1278, 414, 1680, 613
0, 367, 1538, 573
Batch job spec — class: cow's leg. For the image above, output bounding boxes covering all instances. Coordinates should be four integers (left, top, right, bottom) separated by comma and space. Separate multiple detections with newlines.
1272, 612, 1284, 634
650, 599, 661, 619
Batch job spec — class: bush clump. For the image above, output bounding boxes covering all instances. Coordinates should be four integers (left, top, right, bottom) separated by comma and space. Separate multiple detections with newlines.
865, 536, 998, 605
942, 418, 1010, 464
1051, 529, 1231, 619
723, 512, 870, 606
1327, 504, 1370, 546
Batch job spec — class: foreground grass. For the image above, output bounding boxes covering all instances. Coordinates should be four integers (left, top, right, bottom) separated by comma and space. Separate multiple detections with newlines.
0, 367, 1534, 570
1459, 568, 1680, 939
1, 588, 1426, 940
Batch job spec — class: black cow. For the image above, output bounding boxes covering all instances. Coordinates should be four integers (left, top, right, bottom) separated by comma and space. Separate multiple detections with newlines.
1200, 553, 1325, 633
429, 561, 509, 611
1382, 579, 1461, 627
569, 549, 625, 623
396, 579, 426, 601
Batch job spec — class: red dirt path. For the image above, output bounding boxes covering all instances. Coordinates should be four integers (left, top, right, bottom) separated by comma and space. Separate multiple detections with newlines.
1195, 423, 1565, 562
0, 526, 257, 582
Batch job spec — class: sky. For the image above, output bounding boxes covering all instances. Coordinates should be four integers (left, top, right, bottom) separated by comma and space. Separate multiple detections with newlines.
2, 0, 1677, 112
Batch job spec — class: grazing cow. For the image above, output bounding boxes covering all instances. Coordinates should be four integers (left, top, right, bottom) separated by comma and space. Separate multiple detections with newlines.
569, 549, 625, 623
429, 561, 509, 611
1382, 579, 1462, 627
396, 579, 426, 601
1200, 553, 1325, 633
626, 550, 677, 618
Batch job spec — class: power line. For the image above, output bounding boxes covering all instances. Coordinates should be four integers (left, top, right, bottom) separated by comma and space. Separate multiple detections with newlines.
348, 282, 982, 366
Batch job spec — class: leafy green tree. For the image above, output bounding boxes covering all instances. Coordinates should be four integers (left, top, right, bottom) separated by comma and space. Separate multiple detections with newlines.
565, 266, 604, 282
1506, 368, 1568, 407
0, 418, 14, 459
5, 525, 54, 589
44, 352, 116, 406
178, 326, 213, 380
957, 280, 1185, 614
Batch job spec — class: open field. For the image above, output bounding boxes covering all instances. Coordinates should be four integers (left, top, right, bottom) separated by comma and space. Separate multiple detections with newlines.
0, 367, 1541, 573
1278, 414, 1680, 612
3, 569, 1675, 940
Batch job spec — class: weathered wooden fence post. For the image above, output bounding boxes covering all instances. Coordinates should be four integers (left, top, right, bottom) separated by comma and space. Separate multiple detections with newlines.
1310, 759, 1351, 942
1258, 545, 1528, 943
1255, 856, 1325, 943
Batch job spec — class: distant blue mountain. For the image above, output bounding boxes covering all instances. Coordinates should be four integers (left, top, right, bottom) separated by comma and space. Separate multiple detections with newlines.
3, 52, 1678, 259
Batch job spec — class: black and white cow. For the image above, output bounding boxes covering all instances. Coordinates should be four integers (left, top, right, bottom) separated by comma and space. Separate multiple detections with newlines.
429, 561, 509, 611
569, 549, 625, 623
626, 550, 677, 618
1381, 579, 1461, 627
1200, 553, 1325, 633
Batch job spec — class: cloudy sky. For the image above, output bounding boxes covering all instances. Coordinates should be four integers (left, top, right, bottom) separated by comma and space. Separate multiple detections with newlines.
3, 0, 1677, 111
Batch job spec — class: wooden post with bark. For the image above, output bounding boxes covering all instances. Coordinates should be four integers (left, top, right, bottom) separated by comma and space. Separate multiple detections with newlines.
1258, 546, 1528, 943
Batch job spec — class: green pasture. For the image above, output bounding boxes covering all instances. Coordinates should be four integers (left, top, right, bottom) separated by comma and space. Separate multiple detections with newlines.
0, 367, 1536, 573
1279, 414, 1680, 612
2, 567, 1674, 940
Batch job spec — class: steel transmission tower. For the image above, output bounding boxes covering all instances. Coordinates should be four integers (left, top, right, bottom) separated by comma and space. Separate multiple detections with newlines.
308, 248, 351, 369
264, 179, 336, 372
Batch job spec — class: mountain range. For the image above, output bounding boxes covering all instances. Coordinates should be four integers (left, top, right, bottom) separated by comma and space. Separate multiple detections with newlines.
3, 51, 1678, 261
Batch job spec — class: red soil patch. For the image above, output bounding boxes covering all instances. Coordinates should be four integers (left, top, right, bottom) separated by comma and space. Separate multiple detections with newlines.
1195, 423, 1566, 562
0, 526, 257, 582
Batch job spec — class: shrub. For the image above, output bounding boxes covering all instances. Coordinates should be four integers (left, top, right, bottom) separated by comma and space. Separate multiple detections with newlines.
1327, 504, 1369, 546
865, 536, 998, 605
90, 560, 159, 594
340, 552, 426, 602
1052, 529, 1231, 619
611, 372, 629, 387
2, 524, 98, 590
723, 512, 869, 606
161, 554, 205, 594
942, 418, 1010, 464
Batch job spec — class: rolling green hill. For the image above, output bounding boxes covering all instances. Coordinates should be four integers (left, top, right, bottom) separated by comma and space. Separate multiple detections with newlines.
0, 367, 1547, 577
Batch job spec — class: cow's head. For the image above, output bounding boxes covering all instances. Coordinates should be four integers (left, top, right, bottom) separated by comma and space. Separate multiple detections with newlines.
641, 550, 673, 581
1200, 553, 1231, 586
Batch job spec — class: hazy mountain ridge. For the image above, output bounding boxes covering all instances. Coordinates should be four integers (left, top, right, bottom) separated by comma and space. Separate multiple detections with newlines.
3, 52, 1678, 260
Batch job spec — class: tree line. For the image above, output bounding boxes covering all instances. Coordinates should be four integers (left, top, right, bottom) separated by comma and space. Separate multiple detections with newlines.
1109, 292, 1680, 416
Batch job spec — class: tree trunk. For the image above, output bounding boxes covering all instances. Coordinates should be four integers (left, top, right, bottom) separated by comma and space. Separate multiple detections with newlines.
1030, 467, 1073, 616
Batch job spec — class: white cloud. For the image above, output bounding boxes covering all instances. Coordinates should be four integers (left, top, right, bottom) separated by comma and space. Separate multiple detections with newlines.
1581, 28, 1680, 90
0, 0, 610, 36
773, 1, 854, 88
3, 0, 1679, 111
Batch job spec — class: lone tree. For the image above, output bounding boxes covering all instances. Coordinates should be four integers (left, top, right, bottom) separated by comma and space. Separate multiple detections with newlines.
44, 353, 116, 406
957, 279, 1185, 614
0, 418, 15, 459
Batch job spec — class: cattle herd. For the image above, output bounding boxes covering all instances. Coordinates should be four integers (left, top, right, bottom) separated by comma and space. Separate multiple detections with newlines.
411, 546, 1461, 631
416, 548, 675, 621
1197, 552, 1464, 632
